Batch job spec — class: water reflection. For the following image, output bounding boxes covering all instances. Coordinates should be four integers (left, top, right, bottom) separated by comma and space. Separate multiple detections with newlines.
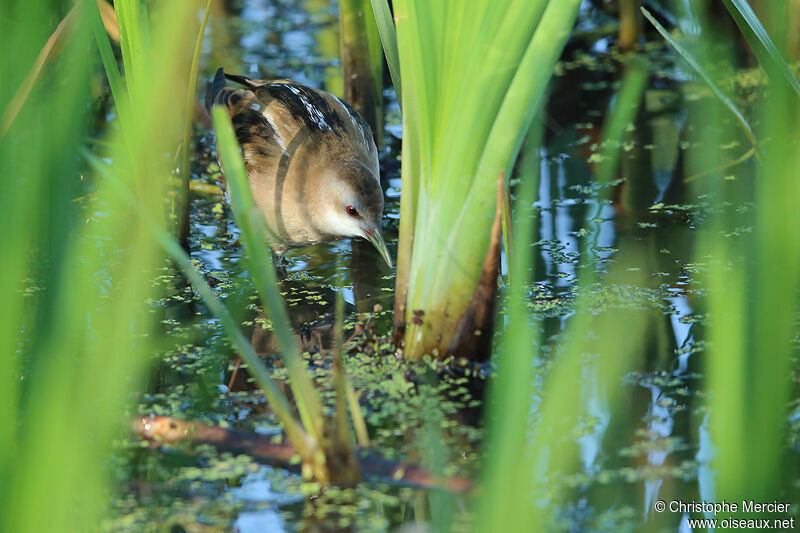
229, 466, 302, 533
577, 363, 611, 474
667, 288, 694, 374
641, 381, 675, 520
249, 281, 343, 356
532, 55, 704, 531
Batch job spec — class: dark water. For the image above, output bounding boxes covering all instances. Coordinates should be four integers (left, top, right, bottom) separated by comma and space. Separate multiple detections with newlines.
106, 1, 793, 532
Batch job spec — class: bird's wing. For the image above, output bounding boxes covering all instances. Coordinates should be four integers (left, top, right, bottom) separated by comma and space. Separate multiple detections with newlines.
207, 68, 284, 170
250, 81, 377, 168
209, 69, 378, 176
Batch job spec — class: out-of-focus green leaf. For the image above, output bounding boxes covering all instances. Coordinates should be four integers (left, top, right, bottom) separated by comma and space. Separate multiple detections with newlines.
721, 0, 800, 97
642, 7, 760, 156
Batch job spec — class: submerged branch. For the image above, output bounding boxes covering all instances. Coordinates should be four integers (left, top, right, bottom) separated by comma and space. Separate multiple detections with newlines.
134, 415, 473, 493
683, 145, 757, 183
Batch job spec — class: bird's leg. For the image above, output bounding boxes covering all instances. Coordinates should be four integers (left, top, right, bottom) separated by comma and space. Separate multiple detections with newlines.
226, 358, 241, 393
273, 250, 289, 278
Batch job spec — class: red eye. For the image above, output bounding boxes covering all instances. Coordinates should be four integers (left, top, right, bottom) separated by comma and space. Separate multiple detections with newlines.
346, 206, 359, 217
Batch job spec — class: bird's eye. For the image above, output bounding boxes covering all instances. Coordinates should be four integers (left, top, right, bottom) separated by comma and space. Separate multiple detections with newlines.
346, 206, 359, 217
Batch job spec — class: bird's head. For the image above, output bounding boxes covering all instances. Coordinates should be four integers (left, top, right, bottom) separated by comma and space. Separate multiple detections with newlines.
317, 161, 392, 267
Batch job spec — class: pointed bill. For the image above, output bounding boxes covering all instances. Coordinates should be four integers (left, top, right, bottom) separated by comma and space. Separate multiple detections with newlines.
364, 229, 392, 267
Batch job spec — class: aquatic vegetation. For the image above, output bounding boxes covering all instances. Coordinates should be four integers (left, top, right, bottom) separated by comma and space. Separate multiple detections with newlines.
388, 0, 583, 360
0, 1, 197, 531
642, 7, 760, 155
721, 0, 800, 97
4, 1, 800, 531
693, 18, 800, 512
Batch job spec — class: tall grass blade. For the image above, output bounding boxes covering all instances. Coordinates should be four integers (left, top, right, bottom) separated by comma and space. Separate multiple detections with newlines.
211, 106, 326, 448
339, 0, 383, 138
720, 0, 800, 97
394, 0, 582, 359
113, 0, 151, 120
364, 0, 384, 131
2, 1, 196, 530
152, 222, 317, 461
0, 5, 77, 136
476, 118, 541, 532
746, 81, 800, 498
681, 7, 748, 502
454, 0, 581, 286
332, 294, 353, 453
479, 49, 652, 527
345, 383, 370, 447
527, 262, 650, 530
475, 1, 582, 183
84, 151, 314, 462
369, 0, 401, 103
686, 2, 800, 505
179, 0, 213, 249
91, 1, 127, 123
641, 7, 760, 156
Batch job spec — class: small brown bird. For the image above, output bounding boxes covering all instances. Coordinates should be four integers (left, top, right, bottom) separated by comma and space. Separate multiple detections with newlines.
207, 67, 391, 266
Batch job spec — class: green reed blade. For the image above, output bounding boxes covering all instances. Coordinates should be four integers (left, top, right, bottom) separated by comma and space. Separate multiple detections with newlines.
721, 0, 800, 97
1, 1, 198, 530
395, 0, 581, 359
332, 293, 352, 450
476, 117, 541, 533
685, 2, 800, 506
85, 151, 313, 461
91, 0, 130, 135
212, 106, 326, 446
363, 0, 384, 101
179, 0, 213, 248
369, 0, 401, 103
642, 7, 760, 157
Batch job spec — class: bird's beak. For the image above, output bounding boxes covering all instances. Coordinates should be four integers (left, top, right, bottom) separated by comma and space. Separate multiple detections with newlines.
364, 229, 392, 267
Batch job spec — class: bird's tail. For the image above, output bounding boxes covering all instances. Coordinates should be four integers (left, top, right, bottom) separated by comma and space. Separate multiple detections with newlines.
224, 72, 267, 89
206, 67, 233, 110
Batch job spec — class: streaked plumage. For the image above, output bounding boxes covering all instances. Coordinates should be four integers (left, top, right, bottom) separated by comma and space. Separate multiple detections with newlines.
207, 67, 391, 266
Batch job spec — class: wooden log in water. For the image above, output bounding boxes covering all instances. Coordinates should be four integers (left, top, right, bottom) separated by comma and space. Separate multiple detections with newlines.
133, 415, 473, 493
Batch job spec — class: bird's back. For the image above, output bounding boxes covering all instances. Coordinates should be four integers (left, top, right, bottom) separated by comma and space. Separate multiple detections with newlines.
208, 68, 377, 172
207, 68, 380, 250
